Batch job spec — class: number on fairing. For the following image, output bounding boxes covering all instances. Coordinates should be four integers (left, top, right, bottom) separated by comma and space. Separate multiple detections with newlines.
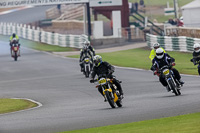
99, 78, 106, 85
14, 47, 18, 51
84, 58, 90, 62
163, 69, 169, 75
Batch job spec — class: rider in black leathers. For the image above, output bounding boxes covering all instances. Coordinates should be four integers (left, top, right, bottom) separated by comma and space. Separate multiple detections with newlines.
190, 43, 200, 75
151, 48, 184, 91
79, 45, 93, 72
90, 55, 123, 101
84, 40, 95, 56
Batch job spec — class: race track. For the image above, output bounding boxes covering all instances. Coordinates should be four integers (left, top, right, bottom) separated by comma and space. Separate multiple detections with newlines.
0, 41, 200, 133
0, 5, 54, 23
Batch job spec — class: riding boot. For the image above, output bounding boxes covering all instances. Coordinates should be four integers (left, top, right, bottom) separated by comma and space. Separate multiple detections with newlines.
113, 79, 123, 97
198, 65, 200, 75
98, 86, 107, 102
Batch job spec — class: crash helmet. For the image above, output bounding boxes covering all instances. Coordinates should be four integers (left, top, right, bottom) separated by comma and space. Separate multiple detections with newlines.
156, 48, 164, 59
153, 43, 160, 49
193, 43, 200, 53
93, 55, 102, 67
12, 38, 17, 44
12, 33, 16, 38
84, 40, 90, 46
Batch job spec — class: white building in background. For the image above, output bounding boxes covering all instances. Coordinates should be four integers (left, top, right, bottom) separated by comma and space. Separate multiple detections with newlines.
181, 0, 200, 27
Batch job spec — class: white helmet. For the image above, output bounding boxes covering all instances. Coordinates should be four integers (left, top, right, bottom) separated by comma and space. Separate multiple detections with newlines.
12, 38, 17, 44
93, 55, 102, 67
156, 48, 164, 59
153, 43, 160, 49
84, 40, 90, 46
193, 43, 200, 53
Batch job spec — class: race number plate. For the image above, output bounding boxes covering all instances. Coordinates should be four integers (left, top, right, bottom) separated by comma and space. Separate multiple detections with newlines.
163, 69, 169, 75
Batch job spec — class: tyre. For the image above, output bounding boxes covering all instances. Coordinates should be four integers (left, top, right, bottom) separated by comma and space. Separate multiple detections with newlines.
85, 66, 89, 78
177, 88, 181, 95
105, 91, 115, 108
116, 99, 122, 107
14, 52, 18, 61
168, 79, 179, 96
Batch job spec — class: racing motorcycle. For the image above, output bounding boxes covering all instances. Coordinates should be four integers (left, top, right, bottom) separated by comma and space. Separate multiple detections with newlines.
82, 56, 93, 78
158, 65, 182, 96
10, 41, 20, 61
93, 75, 123, 108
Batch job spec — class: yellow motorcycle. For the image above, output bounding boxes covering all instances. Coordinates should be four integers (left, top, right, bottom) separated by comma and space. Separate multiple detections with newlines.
94, 77, 122, 108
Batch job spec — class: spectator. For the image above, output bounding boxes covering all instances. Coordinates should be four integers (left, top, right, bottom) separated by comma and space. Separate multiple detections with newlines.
177, 19, 184, 27
139, 0, 145, 12
140, 0, 144, 6
135, 2, 138, 12
57, 4, 61, 14
168, 19, 177, 25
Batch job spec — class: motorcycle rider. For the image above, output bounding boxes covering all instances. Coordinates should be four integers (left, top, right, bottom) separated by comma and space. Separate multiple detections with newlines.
9, 33, 19, 46
190, 43, 200, 75
149, 42, 166, 61
9, 33, 20, 56
90, 55, 123, 101
151, 48, 184, 91
84, 40, 95, 56
79, 44, 93, 72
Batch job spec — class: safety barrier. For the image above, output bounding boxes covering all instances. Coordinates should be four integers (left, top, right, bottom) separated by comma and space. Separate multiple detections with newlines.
146, 33, 200, 52
0, 22, 88, 48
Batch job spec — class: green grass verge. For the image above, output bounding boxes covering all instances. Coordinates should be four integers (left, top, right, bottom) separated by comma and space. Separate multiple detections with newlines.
69, 47, 198, 75
0, 98, 38, 114
60, 112, 200, 133
0, 35, 78, 52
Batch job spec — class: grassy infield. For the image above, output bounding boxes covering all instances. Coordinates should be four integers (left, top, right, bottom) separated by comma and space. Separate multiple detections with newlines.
0, 34, 199, 132
0, 99, 37, 114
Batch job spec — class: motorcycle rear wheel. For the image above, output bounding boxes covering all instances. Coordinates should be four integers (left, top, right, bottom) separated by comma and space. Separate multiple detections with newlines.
116, 99, 122, 107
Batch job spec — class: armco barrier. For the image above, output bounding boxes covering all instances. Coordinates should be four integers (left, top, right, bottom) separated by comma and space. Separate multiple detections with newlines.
146, 33, 200, 52
0, 22, 88, 48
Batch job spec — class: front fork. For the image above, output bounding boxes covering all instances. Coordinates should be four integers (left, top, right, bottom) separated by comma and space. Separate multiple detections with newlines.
166, 75, 177, 90
102, 84, 118, 102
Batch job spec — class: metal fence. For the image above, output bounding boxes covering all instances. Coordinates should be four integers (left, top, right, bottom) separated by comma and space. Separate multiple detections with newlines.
0, 22, 88, 48
119, 27, 145, 42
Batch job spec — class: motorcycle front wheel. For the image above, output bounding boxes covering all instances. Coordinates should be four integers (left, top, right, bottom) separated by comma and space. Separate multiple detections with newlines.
105, 91, 116, 108
14, 52, 18, 61
85, 66, 89, 78
168, 79, 180, 96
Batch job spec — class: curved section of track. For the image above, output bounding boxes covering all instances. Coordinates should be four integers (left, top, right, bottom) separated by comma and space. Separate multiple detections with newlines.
0, 41, 199, 133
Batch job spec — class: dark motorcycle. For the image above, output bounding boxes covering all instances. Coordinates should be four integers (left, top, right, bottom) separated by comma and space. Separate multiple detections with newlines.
93, 75, 123, 108
159, 65, 182, 96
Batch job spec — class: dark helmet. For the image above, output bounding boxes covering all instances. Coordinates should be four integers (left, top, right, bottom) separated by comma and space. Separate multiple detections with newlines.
12, 33, 16, 38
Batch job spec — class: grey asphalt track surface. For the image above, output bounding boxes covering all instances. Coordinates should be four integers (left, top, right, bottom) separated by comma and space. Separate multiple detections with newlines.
0, 5, 54, 23
0, 41, 200, 133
